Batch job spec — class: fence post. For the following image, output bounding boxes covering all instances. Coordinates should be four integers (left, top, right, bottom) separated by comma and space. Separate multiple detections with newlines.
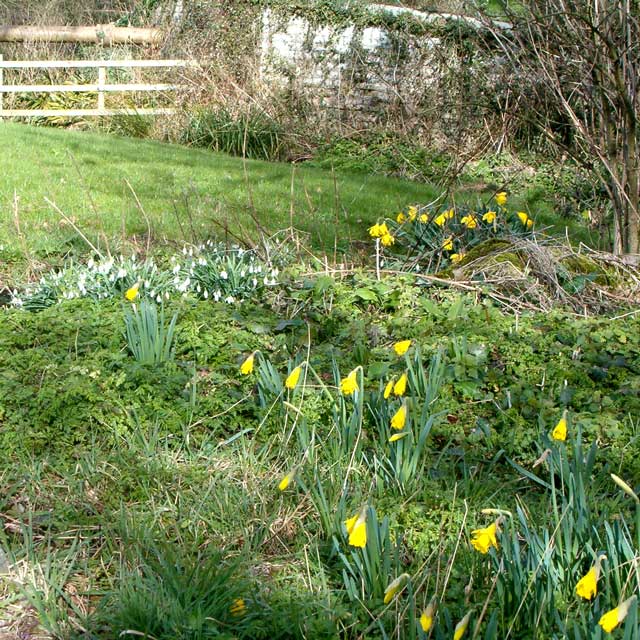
97, 64, 105, 112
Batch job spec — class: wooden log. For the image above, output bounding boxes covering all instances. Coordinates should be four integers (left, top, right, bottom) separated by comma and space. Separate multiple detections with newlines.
0, 25, 162, 44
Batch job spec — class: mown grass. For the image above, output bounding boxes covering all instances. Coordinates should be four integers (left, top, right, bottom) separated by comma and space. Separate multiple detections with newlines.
0, 122, 439, 265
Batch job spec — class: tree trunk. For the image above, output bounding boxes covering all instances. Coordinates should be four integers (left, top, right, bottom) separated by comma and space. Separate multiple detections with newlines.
0, 25, 162, 45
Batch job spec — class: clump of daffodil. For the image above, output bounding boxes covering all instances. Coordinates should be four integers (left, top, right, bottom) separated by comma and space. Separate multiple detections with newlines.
368, 222, 389, 238
393, 372, 407, 396
598, 595, 636, 633
285, 365, 302, 390
230, 598, 246, 617
345, 506, 368, 548
434, 209, 454, 226
420, 597, 437, 632
383, 573, 410, 604
451, 252, 465, 264
340, 367, 360, 395
125, 281, 140, 302
551, 410, 567, 441
575, 555, 605, 601
453, 611, 472, 640
470, 519, 499, 554
442, 236, 454, 251
495, 192, 507, 207
393, 339, 412, 356
482, 210, 497, 224
240, 352, 256, 375
460, 214, 477, 229
391, 401, 407, 430
517, 211, 534, 228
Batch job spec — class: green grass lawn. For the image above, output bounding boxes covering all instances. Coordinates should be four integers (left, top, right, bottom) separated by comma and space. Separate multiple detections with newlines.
0, 122, 439, 262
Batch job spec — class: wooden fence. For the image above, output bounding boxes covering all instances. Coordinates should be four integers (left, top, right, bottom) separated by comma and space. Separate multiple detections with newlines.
0, 58, 192, 117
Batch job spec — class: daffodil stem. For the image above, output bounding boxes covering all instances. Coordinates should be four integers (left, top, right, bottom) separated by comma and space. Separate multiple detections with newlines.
375, 238, 381, 281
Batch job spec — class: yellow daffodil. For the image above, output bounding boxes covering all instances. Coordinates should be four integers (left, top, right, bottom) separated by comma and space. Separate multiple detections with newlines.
393, 372, 407, 396
575, 565, 598, 600
434, 213, 448, 227
598, 596, 636, 633
278, 473, 292, 491
240, 352, 255, 375
340, 368, 359, 395
445, 209, 454, 220
460, 214, 477, 229
482, 210, 496, 224
285, 365, 302, 390
517, 211, 534, 228
125, 282, 140, 302
552, 412, 567, 441
453, 611, 471, 640
369, 222, 390, 238
420, 597, 437, 632
381, 232, 395, 247
393, 339, 412, 356
397, 212, 407, 223
345, 506, 368, 548
495, 192, 507, 207
383, 573, 410, 604
470, 521, 498, 554
450, 252, 465, 264
419, 213, 429, 223
230, 598, 246, 617
391, 402, 407, 430
384, 379, 394, 399
389, 431, 408, 443
408, 206, 418, 221
442, 236, 454, 251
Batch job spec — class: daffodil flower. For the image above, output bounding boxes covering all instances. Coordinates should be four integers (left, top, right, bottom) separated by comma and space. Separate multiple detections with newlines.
393, 339, 412, 356
408, 206, 418, 221
517, 211, 534, 228
389, 431, 408, 443
495, 192, 507, 207
383, 573, 410, 604
470, 520, 499, 554
383, 379, 394, 399
393, 373, 407, 396
397, 212, 407, 223
240, 352, 255, 375
230, 598, 246, 617
482, 210, 497, 224
575, 566, 598, 600
552, 412, 567, 441
598, 595, 636, 633
345, 506, 368, 547
381, 232, 395, 247
340, 368, 359, 395
453, 611, 471, 640
420, 597, 437, 632
419, 213, 429, 223
442, 236, 454, 251
391, 402, 407, 430
460, 214, 477, 229
450, 252, 465, 264
278, 472, 293, 491
125, 282, 140, 301
285, 365, 302, 390
434, 213, 448, 227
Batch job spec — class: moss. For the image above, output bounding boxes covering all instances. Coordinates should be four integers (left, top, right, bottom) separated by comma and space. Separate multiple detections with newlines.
560, 255, 618, 286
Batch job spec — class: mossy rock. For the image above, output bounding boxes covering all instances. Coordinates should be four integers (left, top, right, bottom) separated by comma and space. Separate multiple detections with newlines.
560, 255, 618, 286
458, 239, 526, 270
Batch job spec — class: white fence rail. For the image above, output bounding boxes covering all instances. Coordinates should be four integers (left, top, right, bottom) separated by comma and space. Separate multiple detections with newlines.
0, 58, 193, 117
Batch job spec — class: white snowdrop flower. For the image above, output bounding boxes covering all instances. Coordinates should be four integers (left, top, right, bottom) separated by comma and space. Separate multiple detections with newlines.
198, 257, 207, 266
131, 254, 137, 263
196, 283, 202, 293
203, 290, 209, 299
255, 265, 262, 273
165, 292, 170, 300
150, 290, 156, 298
109, 274, 115, 282
380, 259, 385, 267
144, 280, 150, 288
272, 268, 279, 276
252, 278, 258, 287
213, 290, 221, 301
87, 258, 94, 269
191, 260, 196, 269
220, 270, 228, 280
117, 268, 126, 279
240, 270, 246, 277
225, 296, 235, 304
237, 248, 244, 256
156, 294, 162, 303
182, 247, 187, 255
172, 264, 181, 275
